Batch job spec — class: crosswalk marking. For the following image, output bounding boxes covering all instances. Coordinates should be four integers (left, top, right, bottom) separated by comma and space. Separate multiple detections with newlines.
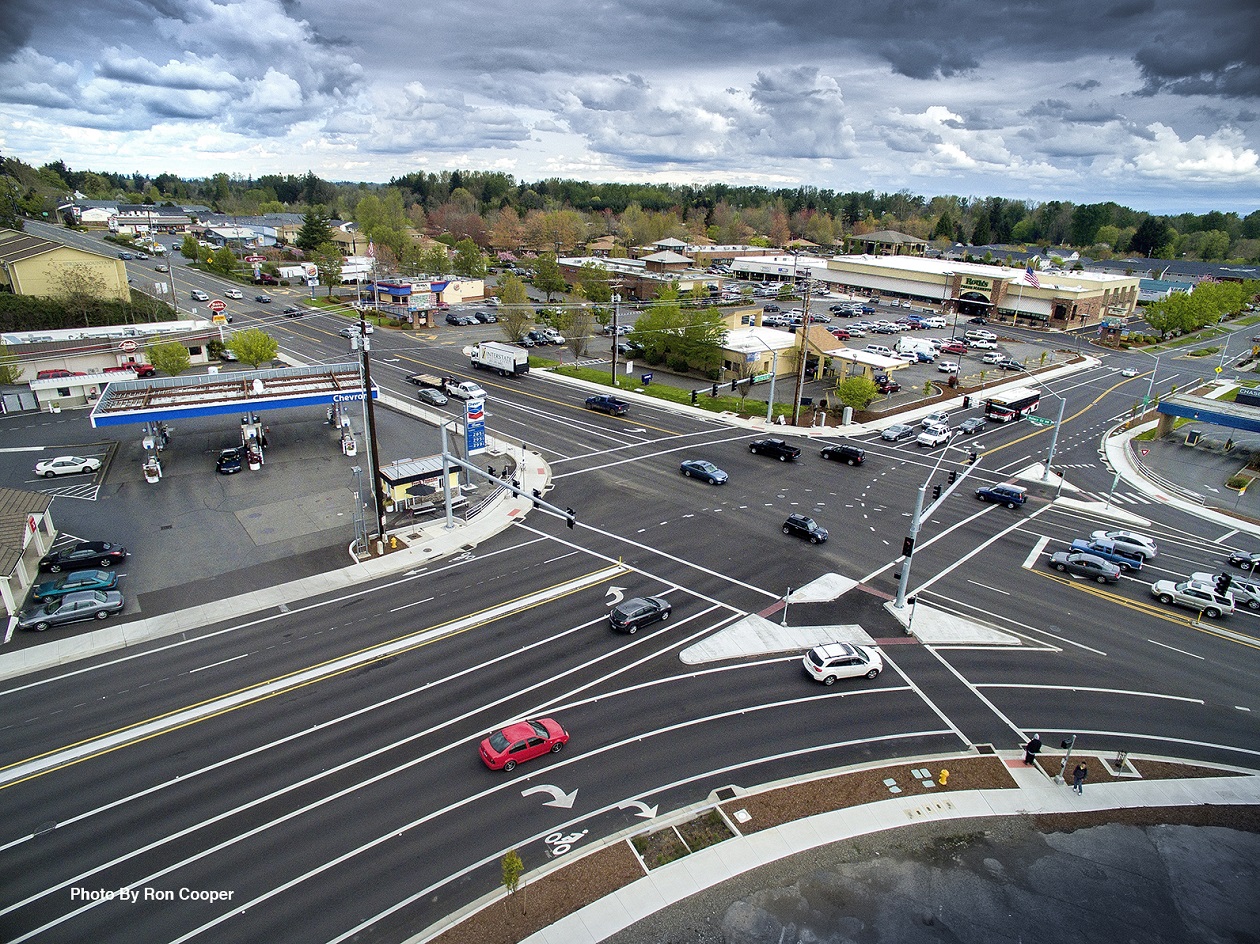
1076, 490, 1152, 505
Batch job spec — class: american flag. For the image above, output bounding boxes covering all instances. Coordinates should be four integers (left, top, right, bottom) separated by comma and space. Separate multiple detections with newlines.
1024, 263, 1040, 288
367, 241, 375, 258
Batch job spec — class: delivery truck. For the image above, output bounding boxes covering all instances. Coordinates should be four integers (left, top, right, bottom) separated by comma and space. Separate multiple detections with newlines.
469, 341, 530, 377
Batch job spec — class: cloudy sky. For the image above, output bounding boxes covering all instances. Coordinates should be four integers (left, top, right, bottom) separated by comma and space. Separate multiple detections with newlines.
2, 0, 1258, 214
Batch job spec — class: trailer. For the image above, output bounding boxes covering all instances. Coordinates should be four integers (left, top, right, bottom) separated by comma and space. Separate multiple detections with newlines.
469, 341, 529, 377
983, 386, 1041, 423
405, 373, 445, 389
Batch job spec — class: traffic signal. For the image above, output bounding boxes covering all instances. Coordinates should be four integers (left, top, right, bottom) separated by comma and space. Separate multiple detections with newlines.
730, 379, 738, 391
566, 508, 576, 529
1216, 573, 1233, 595
691, 389, 698, 404
948, 470, 957, 484
532, 488, 542, 508
711, 383, 719, 397
932, 485, 942, 500
967, 451, 978, 465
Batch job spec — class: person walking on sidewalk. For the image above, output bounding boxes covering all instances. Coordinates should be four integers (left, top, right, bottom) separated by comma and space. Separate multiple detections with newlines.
1023, 734, 1042, 765
1072, 761, 1088, 795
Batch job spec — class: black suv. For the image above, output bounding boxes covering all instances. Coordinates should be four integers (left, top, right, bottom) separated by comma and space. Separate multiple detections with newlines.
608, 596, 672, 634
783, 514, 828, 544
39, 541, 127, 573
820, 444, 865, 466
749, 438, 801, 461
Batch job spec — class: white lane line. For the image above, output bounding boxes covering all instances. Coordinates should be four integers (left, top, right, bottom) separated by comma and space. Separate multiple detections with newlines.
188, 654, 249, 674
388, 596, 435, 613
543, 551, 580, 564
977, 683, 1203, 704
1147, 639, 1205, 660
1023, 536, 1050, 569
910, 502, 1053, 600
550, 429, 763, 479
1219, 529, 1240, 543
966, 580, 1009, 595
0, 447, 47, 453
993, 454, 1031, 473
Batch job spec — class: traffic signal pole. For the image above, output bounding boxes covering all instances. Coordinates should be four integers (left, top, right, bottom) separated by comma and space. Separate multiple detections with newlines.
894, 445, 983, 609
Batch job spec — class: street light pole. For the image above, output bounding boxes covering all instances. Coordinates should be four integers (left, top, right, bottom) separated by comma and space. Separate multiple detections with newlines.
1144, 351, 1161, 405
1041, 394, 1067, 483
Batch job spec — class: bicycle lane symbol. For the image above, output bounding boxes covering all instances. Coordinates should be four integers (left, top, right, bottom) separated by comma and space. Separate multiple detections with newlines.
544, 829, 589, 858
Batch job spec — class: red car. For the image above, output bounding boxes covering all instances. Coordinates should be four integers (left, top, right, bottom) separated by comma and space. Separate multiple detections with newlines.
479, 718, 569, 771
940, 342, 967, 355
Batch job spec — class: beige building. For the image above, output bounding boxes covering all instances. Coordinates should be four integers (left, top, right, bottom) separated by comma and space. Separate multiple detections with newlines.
0, 228, 131, 303
813, 254, 1140, 328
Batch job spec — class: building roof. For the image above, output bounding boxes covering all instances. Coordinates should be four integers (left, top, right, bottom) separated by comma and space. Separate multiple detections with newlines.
0, 228, 108, 265
848, 230, 927, 245
826, 253, 1138, 290
651, 237, 689, 248
641, 250, 693, 264
0, 487, 54, 576
723, 326, 799, 354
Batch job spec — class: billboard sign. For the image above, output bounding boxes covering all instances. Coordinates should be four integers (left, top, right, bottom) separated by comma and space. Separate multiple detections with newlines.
465, 398, 486, 455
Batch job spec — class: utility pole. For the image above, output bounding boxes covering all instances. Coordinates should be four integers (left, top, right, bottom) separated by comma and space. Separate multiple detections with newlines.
610, 290, 621, 384
358, 311, 385, 547
791, 277, 812, 425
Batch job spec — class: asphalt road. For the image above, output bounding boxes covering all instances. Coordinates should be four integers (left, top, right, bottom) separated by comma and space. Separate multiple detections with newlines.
3, 224, 1259, 943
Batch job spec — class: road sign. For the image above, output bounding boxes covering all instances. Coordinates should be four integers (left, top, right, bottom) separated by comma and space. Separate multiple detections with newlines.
245, 255, 266, 263
1025, 415, 1054, 427
212, 314, 228, 325
208, 299, 226, 312
1140, 447, 1150, 456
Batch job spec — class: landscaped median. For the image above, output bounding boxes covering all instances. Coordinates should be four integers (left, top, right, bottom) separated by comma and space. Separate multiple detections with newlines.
420, 752, 1246, 944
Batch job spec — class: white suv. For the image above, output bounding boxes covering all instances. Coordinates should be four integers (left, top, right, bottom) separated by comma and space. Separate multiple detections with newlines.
803, 643, 883, 684
1150, 580, 1234, 618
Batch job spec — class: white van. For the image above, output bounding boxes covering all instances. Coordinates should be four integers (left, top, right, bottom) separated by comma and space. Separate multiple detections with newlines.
896, 337, 936, 357
921, 316, 947, 328
865, 344, 895, 358
966, 329, 997, 342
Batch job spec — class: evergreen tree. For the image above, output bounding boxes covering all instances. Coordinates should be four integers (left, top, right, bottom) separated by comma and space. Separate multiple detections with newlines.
295, 209, 332, 253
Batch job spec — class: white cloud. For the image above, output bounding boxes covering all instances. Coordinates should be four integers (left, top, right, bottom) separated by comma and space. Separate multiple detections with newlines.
1106, 123, 1260, 180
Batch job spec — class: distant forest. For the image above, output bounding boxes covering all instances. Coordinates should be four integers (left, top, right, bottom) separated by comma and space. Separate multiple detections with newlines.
4, 151, 1259, 264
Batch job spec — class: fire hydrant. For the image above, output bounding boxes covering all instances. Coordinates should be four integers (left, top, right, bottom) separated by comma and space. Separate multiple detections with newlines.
389, 535, 399, 550
938, 768, 949, 786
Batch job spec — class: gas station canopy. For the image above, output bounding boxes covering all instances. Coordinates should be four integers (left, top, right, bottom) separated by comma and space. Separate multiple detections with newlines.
88, 363, 376, 428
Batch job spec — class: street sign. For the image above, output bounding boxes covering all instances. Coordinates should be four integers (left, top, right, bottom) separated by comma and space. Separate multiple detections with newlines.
245, 255, 266, 263
1140, 447, 1150, 456
208, 299, 226, 312
1025, 415, 1054, 427
212, 314, 228, 325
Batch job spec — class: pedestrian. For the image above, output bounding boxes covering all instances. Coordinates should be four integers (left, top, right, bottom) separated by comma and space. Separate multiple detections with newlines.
1072, 761, 1088, 795
1023, 733, 1042, 765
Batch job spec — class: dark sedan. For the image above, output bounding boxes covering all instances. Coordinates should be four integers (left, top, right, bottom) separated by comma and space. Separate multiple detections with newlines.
1048, 551, 1122, 584
1228, 551, 1260, 571
679, 460, 728, 484
31, 568, 118, 601
216, 447, 243, 474
609, 596, 672, 634
749, 438, 801, 461
958, 417, 987, 435
39, 541, 127, 573
255, 294, 272, 303
17, 589, 124, 632
820, 444, 865, 465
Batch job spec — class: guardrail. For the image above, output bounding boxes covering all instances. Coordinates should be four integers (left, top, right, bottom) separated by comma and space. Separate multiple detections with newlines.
1126, 438, 1206, 504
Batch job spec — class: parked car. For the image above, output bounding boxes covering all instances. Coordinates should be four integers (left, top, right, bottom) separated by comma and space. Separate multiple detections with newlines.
958, 417, 987, 435
981, 352, 1004, 364
749, 438, 801, 461
916, 424, 953, 448
820, 444, 865, 466
254, 273, 280, 285
783, 513, 828, 544
479, 718, 569, 771
940, 342, 967, 355
585, 394, 629, 416
881, 423, 917, 442
254, 294, 272, 303
975, 484, 1027, 507
1091, 530, 1158, 559
876, 376, 901, 393
474, 310, 498, 323
995, 358, 1022, 371
1048, 552, 1122, 584
540, 327, 566, 343
966, 338, 997, 350
17, 588, 125, 632
679, 460, 728, 484
215, 447, 243, 475
802, 643, 883, 684
1150, 579, 1234, 618
417, 388, 449, 406
936, 361, 960, 373
609, 595, 672, 633
223, 289, 243, 299
39, 541, 127, 573
34, 455, 101, 478
31, 568, 118, 602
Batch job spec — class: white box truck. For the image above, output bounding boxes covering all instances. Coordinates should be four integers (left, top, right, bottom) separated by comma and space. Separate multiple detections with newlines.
469, 341, 530, 377
896, 337, 937, 361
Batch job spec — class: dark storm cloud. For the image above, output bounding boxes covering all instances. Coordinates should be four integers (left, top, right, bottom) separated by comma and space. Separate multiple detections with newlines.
1024, 99, 1124, 124
0, 0, 41, 60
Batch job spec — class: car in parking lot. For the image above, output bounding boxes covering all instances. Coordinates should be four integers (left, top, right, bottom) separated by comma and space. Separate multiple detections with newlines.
975, 484, 1027, 507
39, 540, 127, 573
1091, 530, 1158, 559
981, 352, 1004, 364
966, 338, 997, 350
875, 376, 900, 393
881, 423, 916, 442
417, 388, 449, 406
679, 459, 728, 484
958, 417, 987, 435
254, 294, 272, 303
802, 642, 883, 684
473, 310, 498, 323
820, 443, 865, 465
609, 595, 672, 633
216, 447, 243, 474
916, 424, 953, 447
782, 513, 828, 544
224, 289, 243, 299
1048, 552, 1121, 584
994, 358, 1022, 371
940, 342, 967, 355
190, 290, 209, 301
479, 718, 569, 771
444, 312, 474, 326
585, 394, 629, 416
17, 588, 125, 632
749, 438, 801, 461
34, 455, 101, 478
1150, 579, 1234, 618
31, 568, 119, 602
936, 360, 959, 373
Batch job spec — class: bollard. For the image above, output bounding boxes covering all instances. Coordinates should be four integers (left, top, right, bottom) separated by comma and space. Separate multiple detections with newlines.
938, 769, 949, 786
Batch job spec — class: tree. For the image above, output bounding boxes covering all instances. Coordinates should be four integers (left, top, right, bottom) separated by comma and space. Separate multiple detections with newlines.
679, 305, 728, 375
453, 238, 487, 278
532, 253, 567, 301
311, 244, 344, 296
227, 327, 280, 368
564, 305, 595, 357
575, 262, 612, 304
628, 285, 685, 363
147, 340, 191, 376
56, 262, 107, 326
497, 273, 533, 342
208, 246, 236, 275
835, 375, 879, 411
419, 244, 450, 276
501, 849, 525, 914
295, 209, 333, 252
0, 343, 23, 384
1130, 217, 1172, 258
970, 213, 991, 247
180, 234, 200, 259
